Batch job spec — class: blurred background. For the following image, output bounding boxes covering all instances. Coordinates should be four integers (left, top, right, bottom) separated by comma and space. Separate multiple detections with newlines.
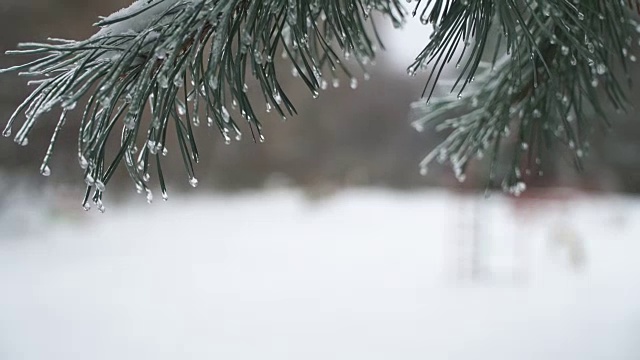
1, 1, 640, 359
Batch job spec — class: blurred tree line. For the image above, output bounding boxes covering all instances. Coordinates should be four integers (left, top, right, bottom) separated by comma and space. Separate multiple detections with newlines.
1, 0, 640, 201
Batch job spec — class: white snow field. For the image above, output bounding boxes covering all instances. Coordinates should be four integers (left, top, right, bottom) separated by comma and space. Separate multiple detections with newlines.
0, 189, 639, 360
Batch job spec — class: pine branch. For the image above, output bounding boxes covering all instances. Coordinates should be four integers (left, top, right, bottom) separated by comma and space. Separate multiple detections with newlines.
409, 0, 637, 194
0, 0, 404, 210
1, 0, 638, 210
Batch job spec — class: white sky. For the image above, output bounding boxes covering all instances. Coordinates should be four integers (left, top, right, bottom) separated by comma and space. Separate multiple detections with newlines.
382, 16, 433, 70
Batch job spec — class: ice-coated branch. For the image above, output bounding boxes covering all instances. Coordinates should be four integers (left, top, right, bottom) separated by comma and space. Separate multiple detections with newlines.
409, 0, 637, 194
1, 0, 404, 210
1, 0, 639, 210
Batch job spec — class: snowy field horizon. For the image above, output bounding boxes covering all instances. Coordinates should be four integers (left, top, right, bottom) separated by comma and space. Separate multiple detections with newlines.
1, 188, 639, 360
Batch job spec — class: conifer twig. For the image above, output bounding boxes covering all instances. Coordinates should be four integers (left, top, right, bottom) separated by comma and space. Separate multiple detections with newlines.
409, 0, 636, 194
1, 0, 638, 208
1, 0, 404, 210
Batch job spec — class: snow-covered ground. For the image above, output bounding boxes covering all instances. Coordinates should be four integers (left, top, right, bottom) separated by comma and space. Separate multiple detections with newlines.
0, 189, 639, 360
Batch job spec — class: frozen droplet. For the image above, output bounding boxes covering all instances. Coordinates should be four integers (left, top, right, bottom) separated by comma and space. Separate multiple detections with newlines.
63, 101, 77, 111
221, 106, 230, 122
95, 180, 106, 192
146, 188, 153, 203
189, 177, 199, 188
252, 48, 267, 65
2, 127, 11, 137
85, 174, 95, 186
419, 167, 428, 176
147, 140, 157, 154
162, 190, 168, 201
143, 173, 151, 182
96, 199, 106, 213
124, 115, 136, 129
508, 181, 527, 196
177, 103, 186, 116
350, 77, 358, 89
155, 49, 167, 60
40, 165, 51, 177
82, 202, 91, 211
152, 143, 163, 155
259, 134, 265, 143
79, 156, 89, 169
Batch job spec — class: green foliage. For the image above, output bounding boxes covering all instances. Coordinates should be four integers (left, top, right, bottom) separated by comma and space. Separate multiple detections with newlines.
1, 0, 404, 209
409, 0, 637, 194
0, 0, 638, 208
